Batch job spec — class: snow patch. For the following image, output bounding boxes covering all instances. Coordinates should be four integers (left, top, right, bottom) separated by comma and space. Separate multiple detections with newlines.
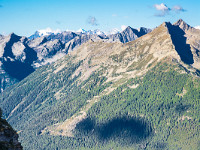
76, 28, 86, 33
76, 29, 105, 35
38, 27, 61, 36
195, 26, 200, 30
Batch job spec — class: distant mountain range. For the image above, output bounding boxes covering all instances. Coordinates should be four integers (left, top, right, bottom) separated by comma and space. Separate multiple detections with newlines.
0, 26, 151, 92
1, 20, 200, 94
29, 28, 111, 40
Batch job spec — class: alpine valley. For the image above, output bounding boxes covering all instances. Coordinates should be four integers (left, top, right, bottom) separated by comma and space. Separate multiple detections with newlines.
1, 19, 200, 150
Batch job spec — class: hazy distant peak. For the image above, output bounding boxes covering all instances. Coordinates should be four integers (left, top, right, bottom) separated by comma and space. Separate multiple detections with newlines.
139, 27, 152, 33
76, 28, 86, 33
29, 28, 62, 40
124, 26, 132, 30
76, 29, 105, 36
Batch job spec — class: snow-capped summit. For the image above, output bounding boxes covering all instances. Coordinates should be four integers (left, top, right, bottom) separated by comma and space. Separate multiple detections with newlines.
93, 29, 105, 35
86, 29, 105, 35
195, 26, 200, 30
76, 29, 105, 35
76, 28, 87, 33
30, 28, 106, 39
38, 28, 61, 36
29, 28, 62, 40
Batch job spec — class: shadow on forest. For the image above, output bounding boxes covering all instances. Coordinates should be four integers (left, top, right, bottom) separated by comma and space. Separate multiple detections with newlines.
175, 103, 191, 114
75, 116, 153, 145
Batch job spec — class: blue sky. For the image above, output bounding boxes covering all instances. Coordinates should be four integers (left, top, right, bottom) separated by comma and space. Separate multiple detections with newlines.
0, 0, 200, 36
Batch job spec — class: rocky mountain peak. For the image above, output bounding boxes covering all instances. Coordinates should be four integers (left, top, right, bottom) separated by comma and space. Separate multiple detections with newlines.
7, 33, 21, 43
160, 22, 171, 27
173, 19, 191, 31
174, 19, 187, 25
138, 27, 151, 34
9, 32, 20, 38
124, 26, 132, 31
122, 26, 137, 34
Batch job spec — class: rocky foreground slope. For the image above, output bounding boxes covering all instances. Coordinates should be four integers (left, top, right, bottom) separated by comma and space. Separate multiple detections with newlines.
0, 109, 22, 150
0, 19, 200, 150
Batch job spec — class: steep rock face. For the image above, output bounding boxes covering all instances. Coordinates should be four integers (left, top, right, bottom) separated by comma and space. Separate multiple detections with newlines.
166, 22, 194, 65
173, 19, 200, 69
28, 33, 106, 67
35, 39, 65, 59
28, 31, 41, 40
0, 33, 37, 92
28, 37, 65, 67
65, 34, 106, 52
45, 31, 78, 44
173, 19, 191, 32
108, 26, 151, 43
0, 109, 22, 150
0, 33, 37, 64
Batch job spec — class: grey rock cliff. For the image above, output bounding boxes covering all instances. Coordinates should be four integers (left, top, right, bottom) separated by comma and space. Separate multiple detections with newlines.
108, 26, 151, 43
0, 33, 37, 92
0, 109, 22, 150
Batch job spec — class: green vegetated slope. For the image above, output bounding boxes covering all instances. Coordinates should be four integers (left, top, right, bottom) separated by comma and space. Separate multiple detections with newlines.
85, 63, 200, 150
0, 22, 200, 150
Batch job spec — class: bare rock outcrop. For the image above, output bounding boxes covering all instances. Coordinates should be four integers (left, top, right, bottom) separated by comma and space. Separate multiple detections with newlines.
0, 109, 22, 150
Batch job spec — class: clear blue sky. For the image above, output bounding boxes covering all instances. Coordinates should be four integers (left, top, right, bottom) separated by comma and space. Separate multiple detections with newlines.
0, 0, 199, 36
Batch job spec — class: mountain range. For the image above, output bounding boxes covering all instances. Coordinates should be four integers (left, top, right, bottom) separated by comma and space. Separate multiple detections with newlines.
0, 26, 151, 92
0, 19, 200, 150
